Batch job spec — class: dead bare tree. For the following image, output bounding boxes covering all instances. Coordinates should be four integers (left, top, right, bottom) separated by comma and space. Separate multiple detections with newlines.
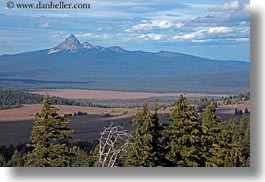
96, 123, 133, 167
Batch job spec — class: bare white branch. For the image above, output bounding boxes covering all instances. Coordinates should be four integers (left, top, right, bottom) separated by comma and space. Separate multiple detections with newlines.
96, 123, 133, 167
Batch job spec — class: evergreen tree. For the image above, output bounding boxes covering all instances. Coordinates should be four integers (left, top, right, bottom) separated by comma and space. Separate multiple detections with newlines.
244, 108, 248, 114
149, 103, 167, 166
87, 144, 99, 167
164, 95, 202, 167
202, 105, 228, 167
69, 147, 89, 167
235, 108, 238, 116
225, 116, 250, 167
239, 116, 250, 166
0, 154, 6, 167
125, 103, 164, 167
6, 150, 24, 167
25, 95, 74, 167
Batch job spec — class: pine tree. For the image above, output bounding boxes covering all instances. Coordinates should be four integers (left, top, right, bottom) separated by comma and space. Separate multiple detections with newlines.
0, 154, 6, 167
149, 103, 167, 166
6, 150, 24, 167
226, 116, 250, 167
125, 103, 164, 167
164, 95, 202, 167
87, 144, 99, 167
25, 95, 74, 167
239, 116, 250, 166
244, 108, 249, 114
69, 147, 89, 167
202, 105, 227, 167
220, 120, 242, 167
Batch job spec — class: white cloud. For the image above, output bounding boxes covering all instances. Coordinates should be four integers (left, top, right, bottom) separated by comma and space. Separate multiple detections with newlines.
76, 33, 111, 40
126, 20, 179, 32
176, 23, 184, 28
173, 30, 204, 41
50, 31, 68, 39
244, 4, 250, 11
191, 39, 211, 43
235, 38, 249, 42
208, 1, 248, 12
40, 22, 50, 28
136, 34, 163, 40
191, 37, 250, 43
158, 21, 173, 29
207, 27, 234, 34
171, 25, 248, 42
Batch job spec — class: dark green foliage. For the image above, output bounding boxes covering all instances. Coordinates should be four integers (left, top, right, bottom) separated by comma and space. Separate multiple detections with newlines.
0, 154, 6, 167
64, 113, 73, 117
25, 95, 74, 167
235, 108, 243, 116
0, 143, 31, 165
0, 90, 42, 109
244, 108, 249, 114
87, 144, 99, 167
6, 150, 24, 167
238, 116, 250, 166
195, 97, 218, 113
202, 105, 229, 167
0, 94, 250, 167
223, 92, 250, 105
67, 140, 98, 154
0, 144, 14, 162
125, 103, 164, 167
69, 147, 89, 167
0, 90, 86, 110
224, 116, 250, 167
164, 95, 203, 167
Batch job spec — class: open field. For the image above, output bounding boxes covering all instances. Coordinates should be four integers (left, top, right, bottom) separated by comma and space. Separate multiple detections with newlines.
32, 89, 227, 99
0, 114, 139, 146
216, 100, 251, 120
0, 108, 172, 146
0, 100, 250, 146
0, 104, 137, 145
0, 104, 135, 122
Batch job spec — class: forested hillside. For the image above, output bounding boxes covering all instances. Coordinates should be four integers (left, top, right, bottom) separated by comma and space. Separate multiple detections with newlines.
0, 90, 83, 109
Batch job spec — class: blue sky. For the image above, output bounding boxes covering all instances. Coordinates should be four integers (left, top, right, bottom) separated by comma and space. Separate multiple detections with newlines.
0, 0, 250, 61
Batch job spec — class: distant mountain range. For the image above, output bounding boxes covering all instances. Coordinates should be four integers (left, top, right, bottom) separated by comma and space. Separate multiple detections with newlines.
0, 34, 249, 93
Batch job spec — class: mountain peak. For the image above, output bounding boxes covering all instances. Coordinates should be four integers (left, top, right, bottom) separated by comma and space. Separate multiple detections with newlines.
69, 34, 76, 39
108, 46, 126, 53
55, 34, 82, 51
48, 34, 95, 54
82, 42, 94, 49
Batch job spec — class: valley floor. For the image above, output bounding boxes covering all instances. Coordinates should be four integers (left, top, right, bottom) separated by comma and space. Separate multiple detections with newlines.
31, 89, 227, 99
0, 100, 250, 145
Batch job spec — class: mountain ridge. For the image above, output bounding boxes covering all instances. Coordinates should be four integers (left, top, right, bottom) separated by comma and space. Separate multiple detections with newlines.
0, 34, 250, 93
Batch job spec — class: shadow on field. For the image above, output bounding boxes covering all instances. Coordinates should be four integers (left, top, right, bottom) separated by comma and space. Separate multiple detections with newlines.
10, 10, 261, 180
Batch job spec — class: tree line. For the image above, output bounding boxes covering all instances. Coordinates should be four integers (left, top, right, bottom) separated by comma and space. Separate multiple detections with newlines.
0, 90, 85, 110
222, 92, 250, 105
0, 95, 250, 167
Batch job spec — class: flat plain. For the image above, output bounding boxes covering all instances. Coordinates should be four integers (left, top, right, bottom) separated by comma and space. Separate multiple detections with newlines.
0, 99, 250, 145
32, 89, 227, 99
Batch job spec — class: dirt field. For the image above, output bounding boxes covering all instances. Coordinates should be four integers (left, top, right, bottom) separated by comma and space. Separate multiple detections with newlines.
32, 89, 227, 99
216, 101, 251, 120
0, 104, 134, 122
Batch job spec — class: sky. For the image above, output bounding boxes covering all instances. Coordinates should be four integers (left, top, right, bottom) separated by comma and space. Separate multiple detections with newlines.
0, 0, 250, 61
